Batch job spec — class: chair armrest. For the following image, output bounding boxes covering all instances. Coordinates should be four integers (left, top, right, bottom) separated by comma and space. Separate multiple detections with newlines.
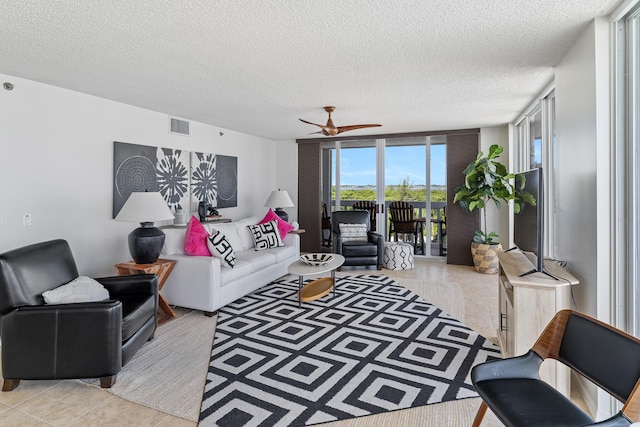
333, 234, 344, 255
95, 274, 158, 299
471, 349, 543, 383
368, 232, 385, 264
583, 413, 632, 426
367, 231, 383, 243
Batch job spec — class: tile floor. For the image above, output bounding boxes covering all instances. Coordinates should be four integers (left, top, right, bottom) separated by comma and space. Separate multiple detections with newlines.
0, 257, 577, 426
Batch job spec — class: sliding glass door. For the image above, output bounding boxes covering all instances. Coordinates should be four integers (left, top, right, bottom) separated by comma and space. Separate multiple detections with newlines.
322, 136, 447, 256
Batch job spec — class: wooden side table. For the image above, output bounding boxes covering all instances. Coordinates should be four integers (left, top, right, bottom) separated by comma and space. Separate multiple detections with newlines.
115, 259, 177, 324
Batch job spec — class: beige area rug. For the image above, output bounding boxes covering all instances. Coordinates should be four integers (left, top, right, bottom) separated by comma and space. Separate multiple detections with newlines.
84, 308, 217, 421
393, 277, 465, 322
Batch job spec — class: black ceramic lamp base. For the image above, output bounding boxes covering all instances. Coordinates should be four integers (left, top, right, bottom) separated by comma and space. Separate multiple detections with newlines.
274, 208, 289, 222
128, 222, 165, 264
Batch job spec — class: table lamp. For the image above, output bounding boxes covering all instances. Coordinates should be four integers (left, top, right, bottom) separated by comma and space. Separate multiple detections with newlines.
264, 189, 294, 222
115, 191, 175, 264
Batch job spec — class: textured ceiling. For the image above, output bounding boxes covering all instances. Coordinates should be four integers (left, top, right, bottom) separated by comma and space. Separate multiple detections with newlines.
0, 1, 620, 140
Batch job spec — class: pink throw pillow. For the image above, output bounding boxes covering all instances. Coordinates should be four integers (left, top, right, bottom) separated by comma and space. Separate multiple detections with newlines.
259, 209, 294, 239
184, 216, 211, 256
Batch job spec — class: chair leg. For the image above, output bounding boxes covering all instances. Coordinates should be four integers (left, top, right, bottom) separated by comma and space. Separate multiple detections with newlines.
2, 379, 20, 392
471, 401, 488, 427
100, 375, 117, 388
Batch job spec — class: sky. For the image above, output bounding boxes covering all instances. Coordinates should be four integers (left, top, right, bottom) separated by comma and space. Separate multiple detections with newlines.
336, 144, 447, 186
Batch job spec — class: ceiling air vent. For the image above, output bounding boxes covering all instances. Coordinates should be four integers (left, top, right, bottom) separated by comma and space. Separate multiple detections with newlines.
170, 117, 190, 136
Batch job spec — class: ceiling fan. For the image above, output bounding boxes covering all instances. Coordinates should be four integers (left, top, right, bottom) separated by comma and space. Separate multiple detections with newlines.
299, 106, 381, 136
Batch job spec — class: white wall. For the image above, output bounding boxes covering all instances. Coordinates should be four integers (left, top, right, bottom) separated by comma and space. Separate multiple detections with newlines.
480, 126, 510, 248
0, 74, 280, 276
274, 139, 298, 223
555, 18, 611, 320
554, 17, 612, 418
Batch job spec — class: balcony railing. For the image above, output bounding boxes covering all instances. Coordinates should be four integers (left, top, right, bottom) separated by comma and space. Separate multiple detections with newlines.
327, 200, 446, 255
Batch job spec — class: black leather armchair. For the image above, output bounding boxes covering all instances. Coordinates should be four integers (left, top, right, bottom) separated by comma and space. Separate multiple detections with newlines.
332, 210, 384, 270
0, 239, 158, 391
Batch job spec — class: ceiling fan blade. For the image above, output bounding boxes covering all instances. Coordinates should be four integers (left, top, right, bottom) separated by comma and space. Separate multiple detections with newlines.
300, 107, 381, 137
335, 124, 382, 134
300, 118, 338, 136
299, 118, 325, 128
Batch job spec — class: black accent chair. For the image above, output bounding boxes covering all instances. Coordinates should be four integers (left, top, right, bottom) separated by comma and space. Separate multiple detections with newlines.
332, 210, 384, 270
471, 309, 640, 427
0, 239, 158, 391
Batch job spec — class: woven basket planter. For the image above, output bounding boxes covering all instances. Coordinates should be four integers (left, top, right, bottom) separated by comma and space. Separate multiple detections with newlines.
471, 242, 503, 274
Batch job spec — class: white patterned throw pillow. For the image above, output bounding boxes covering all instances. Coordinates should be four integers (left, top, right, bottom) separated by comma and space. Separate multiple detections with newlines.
339, 223, 368, 243
207, 229, 236, 268
248, 220, 284, 251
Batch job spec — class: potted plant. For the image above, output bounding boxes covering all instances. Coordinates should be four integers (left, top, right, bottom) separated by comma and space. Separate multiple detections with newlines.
453, 144, 516, 274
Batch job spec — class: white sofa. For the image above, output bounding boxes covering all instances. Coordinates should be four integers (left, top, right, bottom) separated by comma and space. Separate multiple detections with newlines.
159, 216, 300, 314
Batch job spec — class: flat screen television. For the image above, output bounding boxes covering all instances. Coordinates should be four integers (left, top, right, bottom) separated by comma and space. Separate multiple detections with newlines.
513, 167, 544, 276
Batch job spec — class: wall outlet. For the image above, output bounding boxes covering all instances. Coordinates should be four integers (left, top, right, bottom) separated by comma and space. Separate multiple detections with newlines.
23, 213, 32, 227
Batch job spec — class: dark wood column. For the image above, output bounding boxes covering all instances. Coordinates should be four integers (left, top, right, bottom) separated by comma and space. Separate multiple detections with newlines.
446, 132, 480, 266
297, 142, 321, 253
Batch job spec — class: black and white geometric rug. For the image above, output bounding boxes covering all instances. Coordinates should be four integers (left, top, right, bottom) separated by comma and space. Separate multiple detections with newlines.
199, 275, 500, 426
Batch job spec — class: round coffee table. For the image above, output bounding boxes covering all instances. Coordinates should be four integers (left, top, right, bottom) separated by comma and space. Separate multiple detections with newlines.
287, 254, 345, 307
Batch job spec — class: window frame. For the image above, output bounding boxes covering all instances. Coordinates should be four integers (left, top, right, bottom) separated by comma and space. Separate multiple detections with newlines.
612, 0, 640, 336
512, 86, 556, 259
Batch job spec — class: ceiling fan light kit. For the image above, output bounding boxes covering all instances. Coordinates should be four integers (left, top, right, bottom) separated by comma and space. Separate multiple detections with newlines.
299, 106, 381, 136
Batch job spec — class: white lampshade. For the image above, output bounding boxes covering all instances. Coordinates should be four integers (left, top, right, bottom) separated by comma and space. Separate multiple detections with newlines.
115, 192, 174, 224
264, 190, 294, 208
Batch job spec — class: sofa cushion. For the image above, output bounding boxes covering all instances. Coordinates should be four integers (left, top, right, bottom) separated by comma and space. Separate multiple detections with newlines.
269, 244, 298, 263
184, 216, 211, 256
161, 228, 186, 255
248, 220, 284, 250
220, 259, 253, 286
42, 276, 109, 304
208, 222, 243, 252
207, 230, 236, 268
235, 250, 277, 271
259, 209, 294, 240
235, 216, 261, 250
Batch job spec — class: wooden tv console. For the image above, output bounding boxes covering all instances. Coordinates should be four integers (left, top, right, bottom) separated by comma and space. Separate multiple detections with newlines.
497, 250, 579, 396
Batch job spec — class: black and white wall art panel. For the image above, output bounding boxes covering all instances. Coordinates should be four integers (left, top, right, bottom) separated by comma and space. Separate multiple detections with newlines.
214, 154, 237, 208
113, 142, 237, 218
190, 152, 238, 210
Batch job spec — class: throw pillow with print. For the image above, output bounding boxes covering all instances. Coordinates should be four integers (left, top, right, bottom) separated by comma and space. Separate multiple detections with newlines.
248, 219, 284, 250
339, 223, 368, 243
207, 229, 236, 268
